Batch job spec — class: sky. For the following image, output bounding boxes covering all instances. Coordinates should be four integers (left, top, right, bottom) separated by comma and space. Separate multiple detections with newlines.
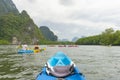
12, 0, 120, 41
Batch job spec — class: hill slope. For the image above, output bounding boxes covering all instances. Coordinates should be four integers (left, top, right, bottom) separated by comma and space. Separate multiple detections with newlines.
40, 26, 58, 41
0, 0, 44, 44
0, 0, 19, 16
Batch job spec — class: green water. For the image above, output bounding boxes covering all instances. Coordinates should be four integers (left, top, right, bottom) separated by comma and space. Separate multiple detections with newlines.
0, 45, 120, 80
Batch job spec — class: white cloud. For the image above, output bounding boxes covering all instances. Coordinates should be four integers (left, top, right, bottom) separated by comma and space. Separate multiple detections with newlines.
59, 0, 74, 6
12, 0, 120, 40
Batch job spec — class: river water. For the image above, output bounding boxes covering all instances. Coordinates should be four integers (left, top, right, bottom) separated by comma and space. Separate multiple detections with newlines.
0, 45, 120, 80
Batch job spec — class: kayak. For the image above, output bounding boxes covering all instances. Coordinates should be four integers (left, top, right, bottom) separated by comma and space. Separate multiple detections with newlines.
34, 49, 40, 53
18, 49, 34, 54
36, 52, 85, 80
36, 67, 85, 80
34, 48, 46, 53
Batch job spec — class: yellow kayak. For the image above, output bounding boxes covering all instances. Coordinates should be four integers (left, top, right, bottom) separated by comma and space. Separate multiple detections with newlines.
34, 48, 46, 53
34, 49, 40, 53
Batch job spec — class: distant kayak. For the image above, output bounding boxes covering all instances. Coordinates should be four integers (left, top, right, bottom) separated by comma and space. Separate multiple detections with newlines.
34, 49, 40, 53
17, 47, 46, 54
68, 45, 78, 47
36, 52, 85, 80
18, 49, 34, 54
34, 48, 46, 53
58, 45, 66, 47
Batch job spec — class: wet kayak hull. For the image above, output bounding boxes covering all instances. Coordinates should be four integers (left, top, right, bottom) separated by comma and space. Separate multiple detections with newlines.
18, 50, 34, 54
36, 52, 86, 80
36, 67, 85, 80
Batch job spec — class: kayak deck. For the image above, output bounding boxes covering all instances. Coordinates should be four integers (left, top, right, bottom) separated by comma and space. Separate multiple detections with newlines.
36, 67, 85, 80
36, 52, 86, 80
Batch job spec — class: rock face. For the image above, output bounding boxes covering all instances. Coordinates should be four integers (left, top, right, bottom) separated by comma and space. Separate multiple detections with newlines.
40, 26, 58, 41
0, 0, 44, 44
12, 37, 18, 44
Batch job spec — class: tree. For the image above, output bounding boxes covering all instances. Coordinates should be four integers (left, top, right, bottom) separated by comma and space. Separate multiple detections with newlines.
100, 28, 114, 45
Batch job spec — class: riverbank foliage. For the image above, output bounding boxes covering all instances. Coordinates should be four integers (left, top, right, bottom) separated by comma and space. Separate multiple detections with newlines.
0, 40, 10, 45
76, 28, 120, 46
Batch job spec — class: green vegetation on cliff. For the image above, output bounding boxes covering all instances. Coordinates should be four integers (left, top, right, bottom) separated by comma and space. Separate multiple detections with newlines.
0, 11, 44, 44
0, 0, 45, 44
0, 0, 19, 16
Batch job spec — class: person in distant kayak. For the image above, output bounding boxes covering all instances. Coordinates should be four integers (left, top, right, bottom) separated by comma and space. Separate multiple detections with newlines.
34, 42, 40, 49
34, 44, 40, 53
22, 44, 28, 50
34, 45, 40, 50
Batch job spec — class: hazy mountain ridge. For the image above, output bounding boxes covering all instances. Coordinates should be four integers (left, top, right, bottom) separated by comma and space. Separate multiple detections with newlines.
40, 26, 58, 41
